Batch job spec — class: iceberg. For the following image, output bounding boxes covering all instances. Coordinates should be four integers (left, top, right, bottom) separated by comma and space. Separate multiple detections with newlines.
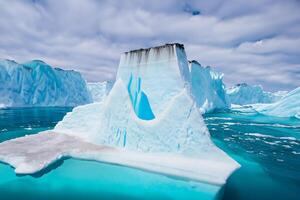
254, 87, 300, 118
189, 61, 230, 113
226, 83, 286, 105
87, 81, 112, 102
0, 59, 92, 107
0, 44, 239, 199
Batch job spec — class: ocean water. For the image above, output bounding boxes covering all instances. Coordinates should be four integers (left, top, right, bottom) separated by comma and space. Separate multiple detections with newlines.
204, 110, 300, 200
0, 107, 73, 142
0, 107, 299, 199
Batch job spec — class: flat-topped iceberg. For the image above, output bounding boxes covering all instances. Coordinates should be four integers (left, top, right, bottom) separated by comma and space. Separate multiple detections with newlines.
189, 61, 230, 113
226, 83, 286, 105
56, 43, 239, 182
0, 44, 239, 199
0, 59, 92, 107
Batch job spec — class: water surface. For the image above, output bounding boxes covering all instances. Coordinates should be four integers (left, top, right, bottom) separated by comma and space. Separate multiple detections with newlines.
0, 107, 299, 200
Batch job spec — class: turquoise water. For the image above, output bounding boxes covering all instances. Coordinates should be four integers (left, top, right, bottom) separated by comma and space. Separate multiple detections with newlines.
0, 107, 220, 200
0, 107, 73, 142
0, 107, 299, 199
0, 159, 218, 200
204, 111, 300, 200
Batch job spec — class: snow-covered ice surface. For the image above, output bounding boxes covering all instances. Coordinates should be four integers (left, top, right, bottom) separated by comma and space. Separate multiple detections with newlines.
189, 61, 230, 113
0, 59, 92, 107
226, 83, 286, 105
253, 87, 300, 118
0, 44, 239, 192
0, 131, 238, 185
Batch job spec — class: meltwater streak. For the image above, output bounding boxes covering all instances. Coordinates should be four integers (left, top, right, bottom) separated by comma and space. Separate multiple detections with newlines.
205, 111, 300, 200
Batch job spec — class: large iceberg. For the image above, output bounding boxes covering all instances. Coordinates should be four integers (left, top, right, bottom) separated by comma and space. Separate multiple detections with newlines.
189, 60, 230, 113
0, 44, 239, 199
55, 43, 239, 180
0, 59, 92, 107
254, 87, 300, 118
226, 83, 286, 105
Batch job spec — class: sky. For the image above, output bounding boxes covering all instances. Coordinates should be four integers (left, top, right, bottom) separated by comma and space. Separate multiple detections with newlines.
0, 0, 300, 91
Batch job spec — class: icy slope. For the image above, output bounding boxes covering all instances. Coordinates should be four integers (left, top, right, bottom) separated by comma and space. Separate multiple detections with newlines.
255, 87, 300, 118
189, 61, 230, 113
0, 59, 92, 107
226, 83, 285, 105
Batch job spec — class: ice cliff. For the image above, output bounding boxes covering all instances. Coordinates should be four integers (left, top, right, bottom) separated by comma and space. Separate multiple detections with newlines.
226, 83, 286, 105
0, 59, 92, 107
189, 61, 230, 113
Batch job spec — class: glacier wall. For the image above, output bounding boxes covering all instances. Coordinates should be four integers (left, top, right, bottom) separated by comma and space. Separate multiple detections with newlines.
189, 61, 230, 113
0, 59, 92, 107
226, 83, 285, 105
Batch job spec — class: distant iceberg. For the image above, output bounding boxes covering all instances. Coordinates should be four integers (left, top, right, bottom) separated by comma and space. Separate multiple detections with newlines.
254, 87, 300, 118
0, 44, 239, 197
189, 61, 230, 113
226, 83, 286, 105
0, 59, 92, 107
87, 81, 113, 102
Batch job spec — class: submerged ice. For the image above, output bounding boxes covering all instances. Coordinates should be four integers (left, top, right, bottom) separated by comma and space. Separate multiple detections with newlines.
0, 59, 92, 107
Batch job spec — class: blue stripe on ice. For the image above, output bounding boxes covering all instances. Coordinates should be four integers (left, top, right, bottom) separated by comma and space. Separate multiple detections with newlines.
127, 74, 155, 120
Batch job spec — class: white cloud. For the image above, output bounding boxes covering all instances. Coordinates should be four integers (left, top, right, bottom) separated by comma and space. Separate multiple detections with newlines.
0, 0, 299, 90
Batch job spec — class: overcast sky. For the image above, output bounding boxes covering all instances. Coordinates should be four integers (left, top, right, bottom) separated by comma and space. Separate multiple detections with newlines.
1, 0, 300, 91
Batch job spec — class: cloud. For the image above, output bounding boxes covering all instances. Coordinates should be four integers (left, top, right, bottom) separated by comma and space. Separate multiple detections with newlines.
0, 0, 299, 91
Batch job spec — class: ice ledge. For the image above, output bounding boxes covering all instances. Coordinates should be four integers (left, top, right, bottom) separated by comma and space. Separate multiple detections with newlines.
0, 131, 239, 186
